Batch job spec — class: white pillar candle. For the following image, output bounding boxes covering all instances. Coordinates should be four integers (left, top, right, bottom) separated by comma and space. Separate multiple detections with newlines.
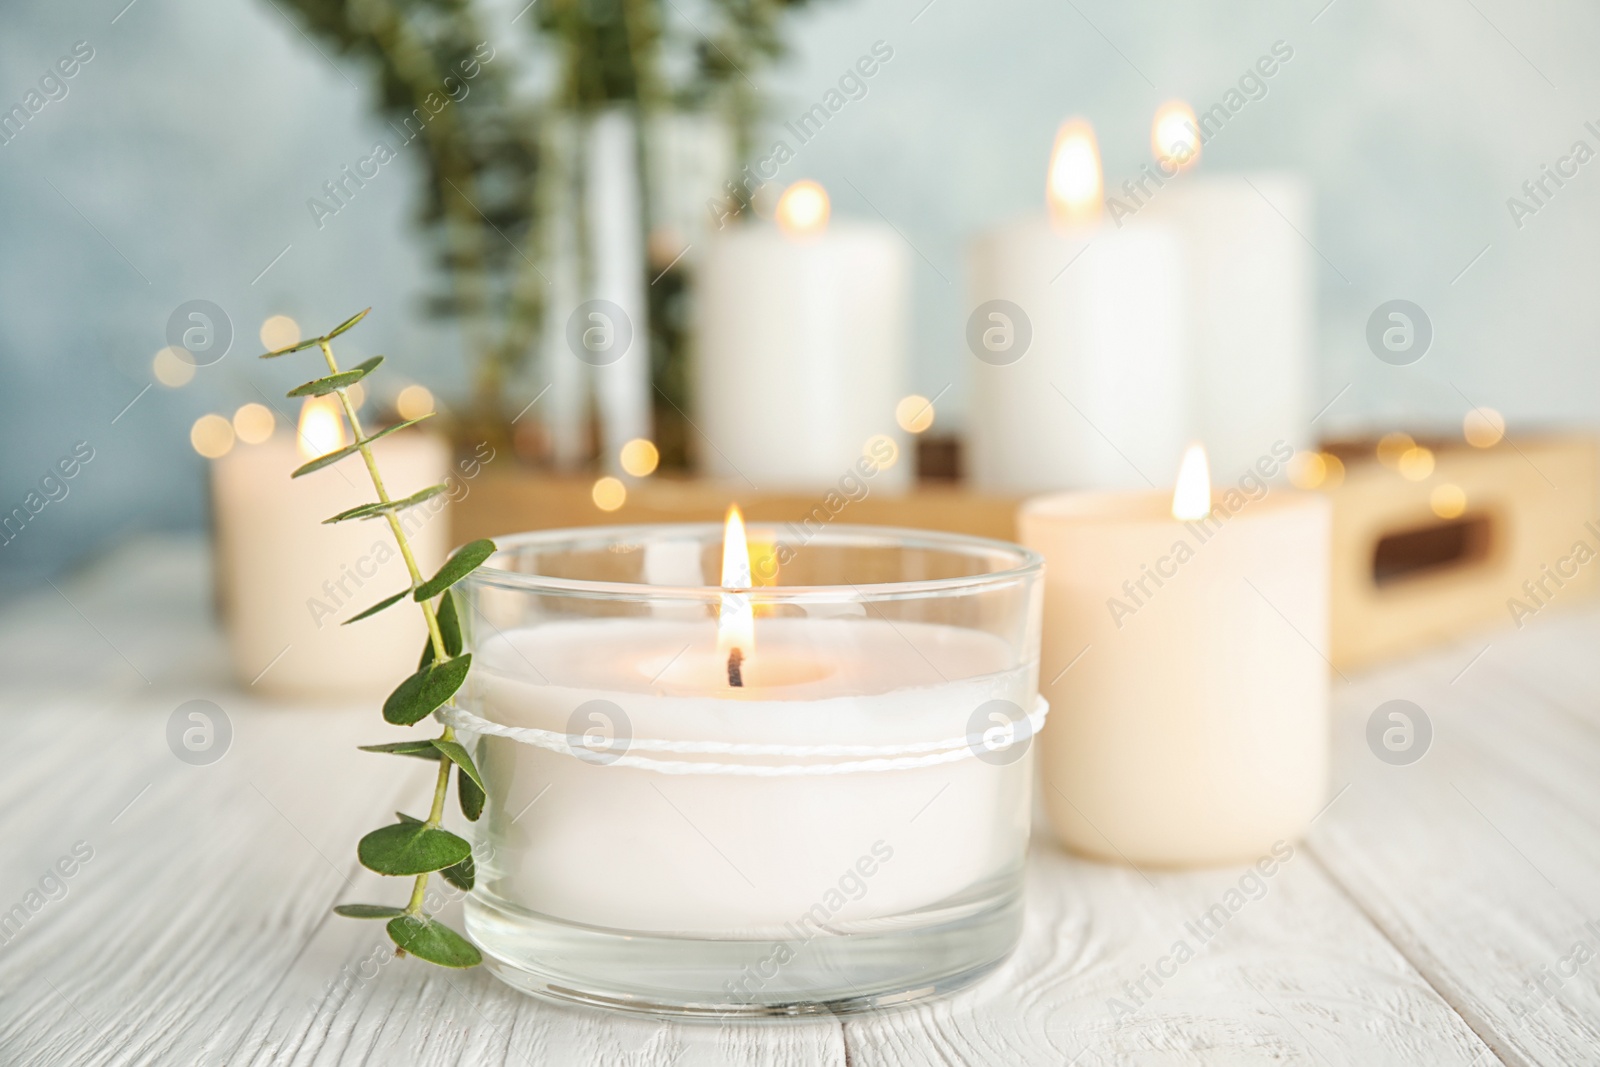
211, 399, 449, 699
967, 120, 1188, 493
586, 108, 652, 470
1142, 172, 1313, 482
693, 181, 911, 490
1018, 445, 1330, 866
470, 616, 1034, 934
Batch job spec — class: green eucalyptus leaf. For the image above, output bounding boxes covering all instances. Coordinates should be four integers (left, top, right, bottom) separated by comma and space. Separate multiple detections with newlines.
287, 356, 383, 398
358, 740, 442, 760
324, 501, 389, 525
259, 336, 322, 359
361, 415, 435, 447
390, 483, 449, 514
327, 307, 372, 339
334, 903, 407, 919
437, 589, 464, 655
292, 440, 360, 478
291, 415, 435, 478
343, 589, 408, 625
358, 822, 471, 876
385, 914, 481, 968
419, 590, 464, 668
382, 655, 472, 726
440, 853, 475, 892
458, 765, 485, 822
431, 739, 485, 793
414, 540, 497, 601
324, 484, 448, 526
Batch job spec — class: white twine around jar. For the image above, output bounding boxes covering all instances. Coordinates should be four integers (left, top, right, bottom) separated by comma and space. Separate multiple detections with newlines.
435, 697, 1049, 777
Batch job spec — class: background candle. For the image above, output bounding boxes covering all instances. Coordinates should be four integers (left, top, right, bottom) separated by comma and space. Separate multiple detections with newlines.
211, 398, 449, 699
586, 108, 652, 471
1019, 451, 1330, 866
692, 181, 911, 490
967, 119, 1188, 493
1146, 173, 1312, 481
1134, 104, 1314, 480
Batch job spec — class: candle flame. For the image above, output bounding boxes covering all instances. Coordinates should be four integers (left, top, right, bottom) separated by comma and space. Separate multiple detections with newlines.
1046, 119, 1103, 230
1171, 444, 1211, 520
1151, 100, 1201, 172
776, 180, 830, 239
718, 504, 755, 656
297, 395, 349, 462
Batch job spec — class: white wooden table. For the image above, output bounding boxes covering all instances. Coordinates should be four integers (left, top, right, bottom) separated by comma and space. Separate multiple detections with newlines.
2, 538, 1598, 1065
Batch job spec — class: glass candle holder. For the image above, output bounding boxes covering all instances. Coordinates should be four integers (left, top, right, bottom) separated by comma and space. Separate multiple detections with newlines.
449, 523, 1044, 1016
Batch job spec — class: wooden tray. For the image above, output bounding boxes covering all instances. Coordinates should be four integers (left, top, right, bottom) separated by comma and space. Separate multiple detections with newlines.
452, 471, 1022, 545
1321, 434, 1600, 669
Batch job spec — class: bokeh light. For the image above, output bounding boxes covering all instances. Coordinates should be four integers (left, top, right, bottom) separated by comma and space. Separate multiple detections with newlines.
619, 438, 660, 477
1376, 432, 1415, 469
1431, 483, 1467, 519
396, 384, 436, 422
1288, 451, 1326, 489
153, 347, 195, 387
895, 395, 936, 434
592, 476, 627, 512
190, 414, 235, 458
1463, 407, 1505, 448
259, 315, 301, 352
1398, 445, 1435, 481
232, 403, 275, 444
865, 434, 899, 468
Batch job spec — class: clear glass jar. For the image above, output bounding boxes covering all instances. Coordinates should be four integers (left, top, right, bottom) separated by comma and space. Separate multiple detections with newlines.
452, 523, 1043, 1016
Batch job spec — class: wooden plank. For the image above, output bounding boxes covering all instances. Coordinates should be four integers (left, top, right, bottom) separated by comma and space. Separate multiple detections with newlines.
1308, 611, 1600, 1067
842, 833, 1492, 1066
0, 542, 844, 1067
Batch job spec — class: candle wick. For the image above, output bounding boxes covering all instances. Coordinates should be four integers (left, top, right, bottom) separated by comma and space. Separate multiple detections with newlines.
727, 648, 744, 688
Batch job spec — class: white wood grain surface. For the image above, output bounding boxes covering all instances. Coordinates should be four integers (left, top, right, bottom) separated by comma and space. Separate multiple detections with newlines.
0, 539, 1594, 1065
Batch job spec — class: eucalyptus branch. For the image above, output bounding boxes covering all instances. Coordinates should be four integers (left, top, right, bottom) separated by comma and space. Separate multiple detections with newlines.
263, 309, 495, 968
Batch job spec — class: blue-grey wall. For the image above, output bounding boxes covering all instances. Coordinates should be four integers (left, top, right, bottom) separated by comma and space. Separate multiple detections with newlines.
3, 0, 1597, 592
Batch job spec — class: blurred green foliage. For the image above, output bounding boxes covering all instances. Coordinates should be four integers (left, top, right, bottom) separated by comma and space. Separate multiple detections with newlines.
271, 0, 825, 452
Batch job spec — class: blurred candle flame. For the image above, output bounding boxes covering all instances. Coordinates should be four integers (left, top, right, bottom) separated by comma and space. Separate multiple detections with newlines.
1151, 100, 1202, 172
297, 395, 349, 461
1046, 119, 1103, 230
1171, 444, 1212, 520
718, 504, 755, 655
776, 180, 830, 239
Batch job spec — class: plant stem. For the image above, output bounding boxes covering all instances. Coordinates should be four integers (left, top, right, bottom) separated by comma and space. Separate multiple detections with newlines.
319, 336, 458, 917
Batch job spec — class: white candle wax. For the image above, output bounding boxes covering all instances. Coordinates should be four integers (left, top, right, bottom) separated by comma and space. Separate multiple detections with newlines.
1020, 487, 1330, 866
469, 616, 1034, 935
586, 109, 652, 469
212, 431, 449, 699
693, 221, 910, 490
966, 215, 1188, 492
1142, 173, 1313, 480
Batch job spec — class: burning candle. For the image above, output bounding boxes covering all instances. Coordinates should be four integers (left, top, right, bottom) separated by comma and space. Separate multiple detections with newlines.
1134, 99, 1314, 483
210, 396, 449, 698
968, 118, 1189, 493
1019, 444, 1330, 866
693, 180, 911, 490
451, 516, 1043, 1012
